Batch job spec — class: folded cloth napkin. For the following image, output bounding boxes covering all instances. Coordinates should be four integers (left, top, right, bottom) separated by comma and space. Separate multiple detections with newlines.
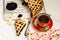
25, 29, 60, 40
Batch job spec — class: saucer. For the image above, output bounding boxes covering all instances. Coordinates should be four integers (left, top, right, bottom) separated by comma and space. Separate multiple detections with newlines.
32, 15, 53, 32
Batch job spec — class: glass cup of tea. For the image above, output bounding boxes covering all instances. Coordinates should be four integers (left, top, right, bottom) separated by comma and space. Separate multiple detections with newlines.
38, 13, 50, 27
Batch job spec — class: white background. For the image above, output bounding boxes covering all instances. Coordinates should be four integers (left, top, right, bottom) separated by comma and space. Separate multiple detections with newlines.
0, 0, 60, 40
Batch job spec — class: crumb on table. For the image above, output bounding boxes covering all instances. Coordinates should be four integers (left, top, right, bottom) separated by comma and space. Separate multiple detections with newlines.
8, 13, 13, 19
6, 21, 12, 26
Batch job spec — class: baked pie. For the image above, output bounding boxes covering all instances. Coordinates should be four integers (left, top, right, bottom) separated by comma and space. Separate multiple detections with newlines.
22, 0, 44, 16
15, 19, 26, 36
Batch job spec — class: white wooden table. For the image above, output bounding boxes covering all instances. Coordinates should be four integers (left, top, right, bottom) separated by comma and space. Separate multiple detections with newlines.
0, 0, 60, 40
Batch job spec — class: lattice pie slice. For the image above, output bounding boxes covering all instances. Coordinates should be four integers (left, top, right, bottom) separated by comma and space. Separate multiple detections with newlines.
15, 19, 26, 36
23, 0, 44, 16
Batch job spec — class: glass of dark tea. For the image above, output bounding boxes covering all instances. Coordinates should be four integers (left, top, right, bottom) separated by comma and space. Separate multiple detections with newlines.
38, 13, 50, 27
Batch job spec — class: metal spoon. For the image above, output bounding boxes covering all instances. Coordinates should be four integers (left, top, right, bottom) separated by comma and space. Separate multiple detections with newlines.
24, 18, 31, 36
